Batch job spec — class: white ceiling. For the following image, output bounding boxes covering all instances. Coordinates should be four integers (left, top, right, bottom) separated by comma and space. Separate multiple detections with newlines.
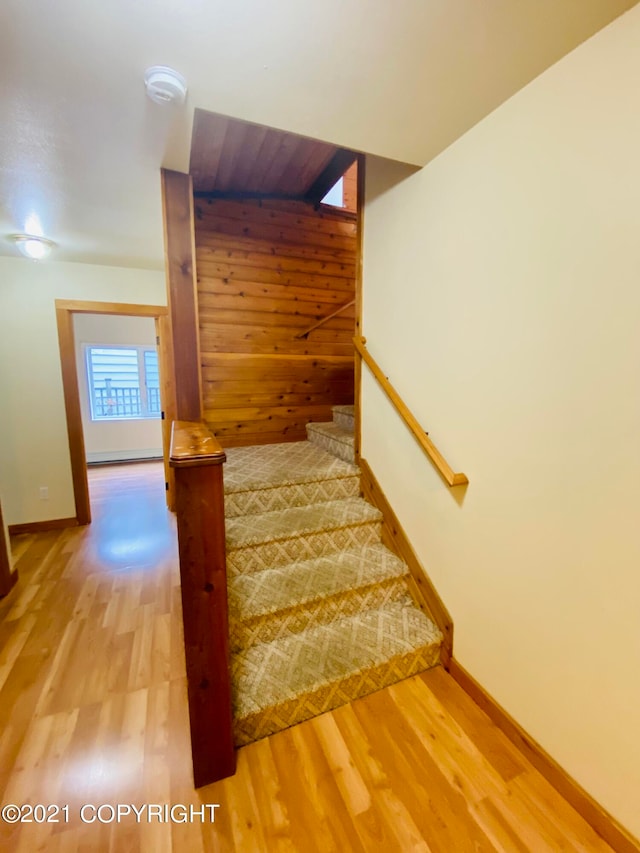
1, 0, 636, 270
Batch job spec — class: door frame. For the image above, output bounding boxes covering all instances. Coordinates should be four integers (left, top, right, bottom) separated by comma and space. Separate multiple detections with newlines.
55, 299, 169, 525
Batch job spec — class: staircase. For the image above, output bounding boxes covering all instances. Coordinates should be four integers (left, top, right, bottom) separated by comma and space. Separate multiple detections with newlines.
224, 405, 442, 746
305, 404, 356, 463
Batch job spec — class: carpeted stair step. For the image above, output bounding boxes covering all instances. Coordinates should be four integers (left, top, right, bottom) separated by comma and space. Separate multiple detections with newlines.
228, 543, 410, 651
332, 404, 355, 431
223, 441, 360, 518
231, 597, 443, 746
226, 497, 382, 575
306, 421, 355, 464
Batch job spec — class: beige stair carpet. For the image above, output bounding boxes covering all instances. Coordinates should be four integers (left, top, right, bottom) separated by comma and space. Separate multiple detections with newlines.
224, 441, 359, 517
306, 420, 355, 464
226, 497, 382, 575
331, 404, 355, 431
223, 426, 442, 747
228, 543, 411, 651
232, 599, 442, 746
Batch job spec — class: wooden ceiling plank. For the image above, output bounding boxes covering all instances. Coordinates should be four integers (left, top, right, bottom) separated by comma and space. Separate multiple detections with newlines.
243, 128, 287, 193
215, 121, 252, 193
229, 123, 271, 190
257, 135, 309, 195
190, 110, 230, 193
190, 110, 218, 189
287, 145, 338, 196
270, 140, 309, 195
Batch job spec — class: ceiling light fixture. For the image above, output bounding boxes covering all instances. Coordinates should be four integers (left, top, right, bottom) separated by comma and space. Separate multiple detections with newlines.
10, 234, 57, 261
144, 66, 188, 105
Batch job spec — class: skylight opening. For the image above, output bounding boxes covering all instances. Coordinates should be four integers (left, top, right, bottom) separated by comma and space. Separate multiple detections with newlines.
321, 176, 344, 208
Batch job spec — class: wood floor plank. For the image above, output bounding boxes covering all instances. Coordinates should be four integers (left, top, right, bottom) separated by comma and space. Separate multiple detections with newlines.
351, 688, 498, 852
421, 667, 526, 783
394, 676, 512, 802
312, 709, 414, 851
0, 462, 623, 851
269, 725, 343, 853
221, 748, 271, 852
508, 771, 614, 851
330, 704, 411, 850
245, 737, 296, 852
470, 796, 534, 853
288, 722, 367, 853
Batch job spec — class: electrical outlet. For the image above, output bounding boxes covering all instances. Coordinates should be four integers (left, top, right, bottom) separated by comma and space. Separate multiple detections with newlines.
39, 486, 49, 500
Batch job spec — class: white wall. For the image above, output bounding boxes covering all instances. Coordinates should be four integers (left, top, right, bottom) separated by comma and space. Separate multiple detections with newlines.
74, 314, 162, 463
0, 257, 165, 525
362, 5, 640, 838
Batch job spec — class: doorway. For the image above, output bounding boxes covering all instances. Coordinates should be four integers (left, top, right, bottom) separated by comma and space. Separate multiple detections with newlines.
55, 300, 175, 524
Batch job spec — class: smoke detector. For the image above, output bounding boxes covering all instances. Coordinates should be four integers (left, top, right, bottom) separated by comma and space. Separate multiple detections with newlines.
144, 66, 188, 105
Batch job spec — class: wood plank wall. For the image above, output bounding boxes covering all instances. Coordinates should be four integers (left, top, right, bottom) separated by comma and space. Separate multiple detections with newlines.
194, 197, 357, 447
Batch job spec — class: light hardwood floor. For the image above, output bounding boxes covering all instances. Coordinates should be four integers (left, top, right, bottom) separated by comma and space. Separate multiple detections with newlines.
0, 462, 614, 851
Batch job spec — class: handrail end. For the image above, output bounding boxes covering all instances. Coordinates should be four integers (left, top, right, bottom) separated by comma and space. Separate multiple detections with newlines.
451, 473, 469, 487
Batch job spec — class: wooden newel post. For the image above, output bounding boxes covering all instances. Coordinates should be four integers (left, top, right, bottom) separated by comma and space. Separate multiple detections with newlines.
170, 421, 236, 786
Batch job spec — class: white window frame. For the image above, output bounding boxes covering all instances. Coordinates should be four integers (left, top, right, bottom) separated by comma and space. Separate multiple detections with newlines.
84, 344, 161, 422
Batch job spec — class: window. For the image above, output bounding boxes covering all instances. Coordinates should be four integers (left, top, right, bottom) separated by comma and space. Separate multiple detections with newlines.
321, 176, 344, 207
85, 345, 160, 420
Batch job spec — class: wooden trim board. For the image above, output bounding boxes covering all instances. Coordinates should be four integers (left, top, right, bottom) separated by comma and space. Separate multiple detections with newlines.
359, 456, 453, 667
157, 314, 176, 511
0, 497, 18, 596
161, 169, 204, 422
449, 658, 640, 853
55, 299, 170, 526
55, 300, 166, 317
353, 153, 365, 464
9, 517, 79, 536
56, 304, 92, 525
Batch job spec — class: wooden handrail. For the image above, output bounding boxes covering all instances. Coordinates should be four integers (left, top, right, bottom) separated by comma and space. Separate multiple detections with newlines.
170, 421, 236, 785
354, 337, 469, 487
295, 298, 355, 339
